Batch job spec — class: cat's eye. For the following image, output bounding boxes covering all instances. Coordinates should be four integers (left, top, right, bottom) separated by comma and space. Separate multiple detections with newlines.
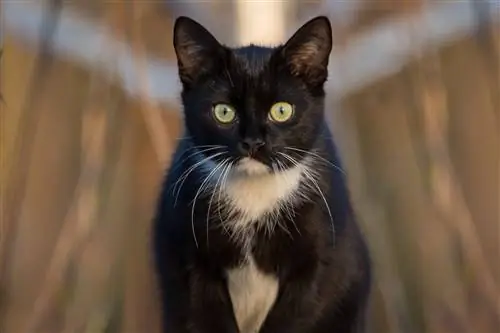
212, 104, 236, 124
269, 102, 294, 123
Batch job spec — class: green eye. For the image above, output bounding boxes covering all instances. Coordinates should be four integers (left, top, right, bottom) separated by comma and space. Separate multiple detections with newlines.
213, 104, 236, 124
269, 102, 294, 123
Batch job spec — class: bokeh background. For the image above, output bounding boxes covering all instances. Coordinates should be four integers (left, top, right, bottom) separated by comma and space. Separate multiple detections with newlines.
1, 1, 499, 332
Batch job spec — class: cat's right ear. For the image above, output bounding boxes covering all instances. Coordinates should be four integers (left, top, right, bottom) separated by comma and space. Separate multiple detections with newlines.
173, 16, 223, 87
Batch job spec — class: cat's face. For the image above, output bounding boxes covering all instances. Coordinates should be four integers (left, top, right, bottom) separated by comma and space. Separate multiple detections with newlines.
173, 16, 332, 175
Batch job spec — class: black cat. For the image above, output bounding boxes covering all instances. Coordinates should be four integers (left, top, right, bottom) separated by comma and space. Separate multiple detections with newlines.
153, 15, 371, 333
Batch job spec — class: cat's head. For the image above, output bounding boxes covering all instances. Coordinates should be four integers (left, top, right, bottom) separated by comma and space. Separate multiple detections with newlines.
173, 16, 332, 175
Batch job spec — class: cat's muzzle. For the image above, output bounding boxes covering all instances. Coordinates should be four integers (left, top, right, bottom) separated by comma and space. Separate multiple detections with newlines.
235, 157, 270, 176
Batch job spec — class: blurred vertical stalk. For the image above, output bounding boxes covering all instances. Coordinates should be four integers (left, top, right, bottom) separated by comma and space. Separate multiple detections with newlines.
471, 0, 500, 124
60, 73, 109, 333
334, 94, 413, 333
119, 2, 167, 332
59, 5, 126, 328
24, 67, 108, 333
404, 6, 467, 331
330, 8, 415, 331
411, 50, 470, 333
412, 34, 500, 332
60, 89, 126, 333
125, 2, 170, 168
59, 5, 130, 333
0, 49, 4, 104
0, 0, 62, 324
21, 3, 129, 329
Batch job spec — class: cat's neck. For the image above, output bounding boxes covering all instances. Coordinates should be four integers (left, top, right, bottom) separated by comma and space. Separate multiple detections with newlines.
221, 156, 310, 239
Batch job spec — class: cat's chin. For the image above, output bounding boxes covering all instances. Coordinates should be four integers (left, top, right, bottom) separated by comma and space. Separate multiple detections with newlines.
235, 157, 270, 176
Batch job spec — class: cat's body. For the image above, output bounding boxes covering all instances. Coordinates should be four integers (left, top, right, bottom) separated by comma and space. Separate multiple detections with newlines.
153, 16, 371, 333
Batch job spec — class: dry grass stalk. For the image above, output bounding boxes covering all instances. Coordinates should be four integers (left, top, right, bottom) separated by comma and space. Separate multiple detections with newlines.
358, 201, 410, 333
404, 10, 468, 331
329, 100, 411, 332
23, 57, 110, 333
472, 3, 500, 127
413, 44, 500, 331
58, 7, 129, 333
126, 2, 171, 168
116, 4, 169, 332
0, 0, 62, 303
60, 78, 122, 333
413, 52, 469, 332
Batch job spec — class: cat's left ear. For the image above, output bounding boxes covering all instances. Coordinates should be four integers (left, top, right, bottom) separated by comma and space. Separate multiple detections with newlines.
280, 16, 332, 86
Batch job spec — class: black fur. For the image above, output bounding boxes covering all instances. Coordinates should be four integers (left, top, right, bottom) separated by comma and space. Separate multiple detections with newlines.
153, 16, 371, 333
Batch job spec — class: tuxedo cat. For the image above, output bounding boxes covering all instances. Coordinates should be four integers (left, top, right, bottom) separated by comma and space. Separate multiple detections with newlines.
153, 15, 371, 333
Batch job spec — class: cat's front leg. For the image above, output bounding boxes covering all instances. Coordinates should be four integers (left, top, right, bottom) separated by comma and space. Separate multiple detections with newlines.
188, 270, 239, 333
258, 278, 318, 333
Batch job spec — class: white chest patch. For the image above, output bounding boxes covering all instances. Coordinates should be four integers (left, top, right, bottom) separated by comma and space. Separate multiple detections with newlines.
221, 158, 306, 332
227, 256, 279, 333
222, 159, 305, 238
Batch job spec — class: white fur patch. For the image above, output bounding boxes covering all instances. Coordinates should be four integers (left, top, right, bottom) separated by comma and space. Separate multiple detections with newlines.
227, 256, 279, 333
222, 158, 306, 333
222, 159, 305, 240
235, 157, 270, 176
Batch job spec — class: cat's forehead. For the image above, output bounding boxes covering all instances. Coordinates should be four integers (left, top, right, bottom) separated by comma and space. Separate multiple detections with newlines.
231, 45, 276, 75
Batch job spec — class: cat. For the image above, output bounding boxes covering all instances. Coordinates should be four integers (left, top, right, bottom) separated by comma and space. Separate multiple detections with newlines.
153, 15, 371, 333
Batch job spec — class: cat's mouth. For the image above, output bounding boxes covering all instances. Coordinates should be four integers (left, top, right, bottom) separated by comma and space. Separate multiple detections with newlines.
235, 157, 270, 176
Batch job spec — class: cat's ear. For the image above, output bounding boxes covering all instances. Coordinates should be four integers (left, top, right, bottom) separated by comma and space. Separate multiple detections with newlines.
281, 16, 332, 86
173, 16, 224, 86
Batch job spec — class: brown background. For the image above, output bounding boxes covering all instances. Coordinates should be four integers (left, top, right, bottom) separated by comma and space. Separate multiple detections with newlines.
1, 1, 499, 332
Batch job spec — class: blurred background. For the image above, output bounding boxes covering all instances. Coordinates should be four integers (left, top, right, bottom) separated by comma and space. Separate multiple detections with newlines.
1, 0, 499, 332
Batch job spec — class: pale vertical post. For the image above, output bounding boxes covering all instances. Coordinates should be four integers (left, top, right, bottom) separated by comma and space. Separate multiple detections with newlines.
234, 0, 295, 45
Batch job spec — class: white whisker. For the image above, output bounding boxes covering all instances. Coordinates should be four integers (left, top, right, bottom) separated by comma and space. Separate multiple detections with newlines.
278, 152, 335, 243
284, 146, 345, 175
170, 145, 225, 174
190, 159, 226, 248
218, 162, 233, 222
275, 158, 300, 236
172, 151, 225, 206
206, 159, 230, 247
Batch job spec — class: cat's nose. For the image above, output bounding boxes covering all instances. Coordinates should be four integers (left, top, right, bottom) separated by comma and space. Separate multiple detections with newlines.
239, 138, 265, 155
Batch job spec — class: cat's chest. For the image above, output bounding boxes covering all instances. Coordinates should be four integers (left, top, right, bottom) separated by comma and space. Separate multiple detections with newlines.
222, 164, 304, 233
226, 255, 279, 333
219, 163, 305, 332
